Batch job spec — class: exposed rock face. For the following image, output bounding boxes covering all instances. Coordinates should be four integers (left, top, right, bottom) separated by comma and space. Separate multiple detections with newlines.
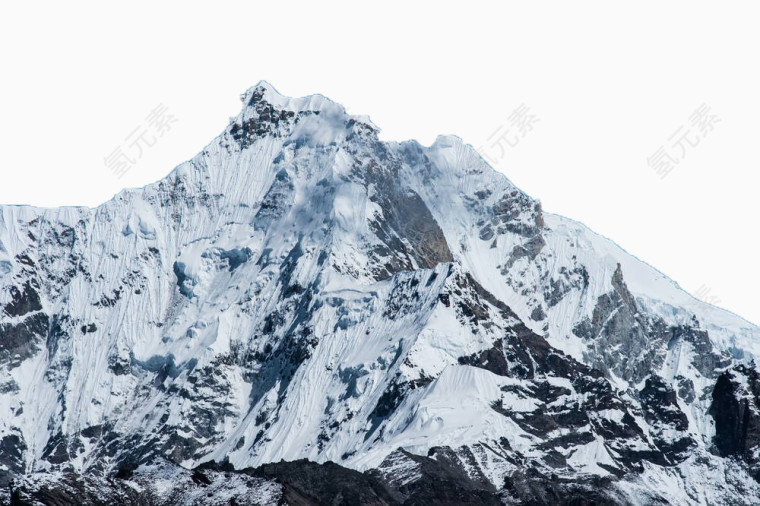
8, 460, 284, 506
5, 455, 630, 506
639, 375, 696, 464
1, 82, 760, 504
711, 363, 760, 479
573, 264, 675, 384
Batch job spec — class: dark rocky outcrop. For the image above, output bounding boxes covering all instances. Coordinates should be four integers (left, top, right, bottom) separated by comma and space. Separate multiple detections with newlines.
639, 375, 695, 464
710, 363, 760, 479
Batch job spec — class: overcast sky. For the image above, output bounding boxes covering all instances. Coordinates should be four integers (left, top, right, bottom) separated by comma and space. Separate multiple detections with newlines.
1, 1, 757, 325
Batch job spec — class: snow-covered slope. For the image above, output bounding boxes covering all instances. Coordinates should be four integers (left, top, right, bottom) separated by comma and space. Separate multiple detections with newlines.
1, 82, 759, 505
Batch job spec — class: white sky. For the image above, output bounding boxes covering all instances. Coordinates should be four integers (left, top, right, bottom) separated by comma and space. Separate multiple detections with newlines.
1, 1, 758, 325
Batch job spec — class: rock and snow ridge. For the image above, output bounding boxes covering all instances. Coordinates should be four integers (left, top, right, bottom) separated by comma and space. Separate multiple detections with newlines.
1, 81, 760, 505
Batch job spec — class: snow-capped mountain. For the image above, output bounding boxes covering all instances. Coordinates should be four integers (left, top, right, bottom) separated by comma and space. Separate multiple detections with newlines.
2, 82, 760, 505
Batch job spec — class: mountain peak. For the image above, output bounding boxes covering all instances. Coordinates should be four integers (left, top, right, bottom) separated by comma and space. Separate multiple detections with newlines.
3, 83, 760, 505
238, 81, 378, 131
